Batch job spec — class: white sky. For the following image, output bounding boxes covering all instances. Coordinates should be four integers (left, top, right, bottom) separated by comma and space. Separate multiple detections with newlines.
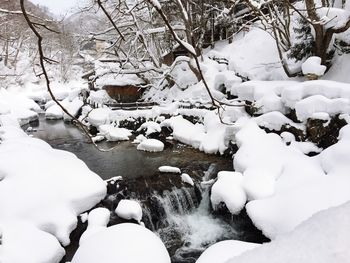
29, 0, 83, 16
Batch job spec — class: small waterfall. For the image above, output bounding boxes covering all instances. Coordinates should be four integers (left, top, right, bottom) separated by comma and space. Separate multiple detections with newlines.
140, 177, 238, 263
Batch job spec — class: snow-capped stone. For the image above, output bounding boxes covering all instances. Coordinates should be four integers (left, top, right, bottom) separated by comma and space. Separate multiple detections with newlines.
158, 166, 181, 173
72, 223, 170, 263
115, 200, 143, 223
137, 138, 164, 152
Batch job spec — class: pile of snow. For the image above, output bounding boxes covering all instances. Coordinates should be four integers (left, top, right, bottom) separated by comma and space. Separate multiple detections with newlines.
302, 56, 327, 77
230, 120, 350, 239
87, 90, 114, 106
181, 173, 194, 186
158, 166, 181, 173
137, 121, 161, 135
137, 138, 164, 152
45, 98, 83, 121
72, 223, 170, 263
196, 240, 260, 263
132, 134, 147, 144
115, 200, 143, 223
87, 108, 111, 126
210, 171, 246, 214
79, 207, 110, 244
0, 115, 106, 262
0, 88, 39, 125
99, 124, 132, 141
161, 114, 229, 154
227, 201, 350, 263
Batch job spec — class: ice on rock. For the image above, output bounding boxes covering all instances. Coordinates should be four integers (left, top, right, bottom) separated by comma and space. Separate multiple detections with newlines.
115, 200, 143, 223
210, 171, 247, 214
137, 138, 164, 152
72, 223, 170, 263
158, 166, 181, 173
196, 240, 260, 263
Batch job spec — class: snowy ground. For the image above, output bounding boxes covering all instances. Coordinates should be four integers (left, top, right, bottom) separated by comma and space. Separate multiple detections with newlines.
1, 25, 350, 263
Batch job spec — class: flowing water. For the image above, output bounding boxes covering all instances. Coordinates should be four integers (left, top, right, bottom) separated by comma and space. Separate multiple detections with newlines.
24, 115, 267, 262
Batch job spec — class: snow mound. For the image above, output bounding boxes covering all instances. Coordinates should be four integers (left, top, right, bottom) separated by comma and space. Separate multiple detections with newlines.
137, 121, 161, 135
87, 108, 111, 126
181, 173, 194, 186
0, 220, 65, 263
115, 200, 143, 223
302, 56, 327, 76
72, 223, 170, 263
137, 138, 164, 152
0, 116, 106, 262
158, 166, 181, 173
210, 171, 246, 214
79, 208, 110, 244
196, 240, 260, 263
99, 125, 132, 141
227, 202, 350, 263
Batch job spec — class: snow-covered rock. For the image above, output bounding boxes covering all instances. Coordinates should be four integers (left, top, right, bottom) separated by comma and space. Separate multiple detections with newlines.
137, 121, 161, 135
181, 173, 194, 186
158, 166, 181, 173
87, 108, 111, 127
79, 208, 110, 244
210, 171, 246, 214
115, 200, 143, 223
302, 56, 327, 77
72, 223, 170, 263
196, 240, 260, 263
0, 116, 107, 262
99, 125, 132, 141
137, 138, 164, 152
227, 201, 350, 263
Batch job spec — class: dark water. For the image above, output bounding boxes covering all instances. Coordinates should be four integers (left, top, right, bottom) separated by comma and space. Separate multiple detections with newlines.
24, 115, 232, 180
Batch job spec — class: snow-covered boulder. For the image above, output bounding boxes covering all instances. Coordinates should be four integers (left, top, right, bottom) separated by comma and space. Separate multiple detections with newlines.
302, 56, 327, 79
227, 201, 350, 263
99, 125, 132, 141
210, 171, 246, 214
115, 200, 143, 223
158, 166, 181, 173
79, 208, 110, 245
137, 138, 164, 152
72, 223, 171, 263
87, 108, 111, 127
196, 240, 260, 263
181, 173, 194, 186
137, 121, 161, 135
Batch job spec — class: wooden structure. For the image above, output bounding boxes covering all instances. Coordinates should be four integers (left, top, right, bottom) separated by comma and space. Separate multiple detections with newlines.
103, 85, 144, 103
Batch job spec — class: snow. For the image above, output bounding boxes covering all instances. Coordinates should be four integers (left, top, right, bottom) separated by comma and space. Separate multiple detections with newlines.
232, 120, 350, 239
137, 121, 161, 135
210, 171, 247, 214
181, 173, 194, 186
79, 208, 110, 244
0, 88, 39, 126
227, 201, 350, 263
196, 240, 260, 263
158, 166, 181, 174
302, 56, 327, 76
137, 138, 164, 152
99, 124, 132, 141
72, 223, 170, 263
115, 200, 143, 223
0, 221, 65, 263
87, 108, 111, 126
0, 114, 106, 262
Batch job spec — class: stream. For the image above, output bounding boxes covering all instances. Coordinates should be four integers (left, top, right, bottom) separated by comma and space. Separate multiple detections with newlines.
24, 115, 267, 263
